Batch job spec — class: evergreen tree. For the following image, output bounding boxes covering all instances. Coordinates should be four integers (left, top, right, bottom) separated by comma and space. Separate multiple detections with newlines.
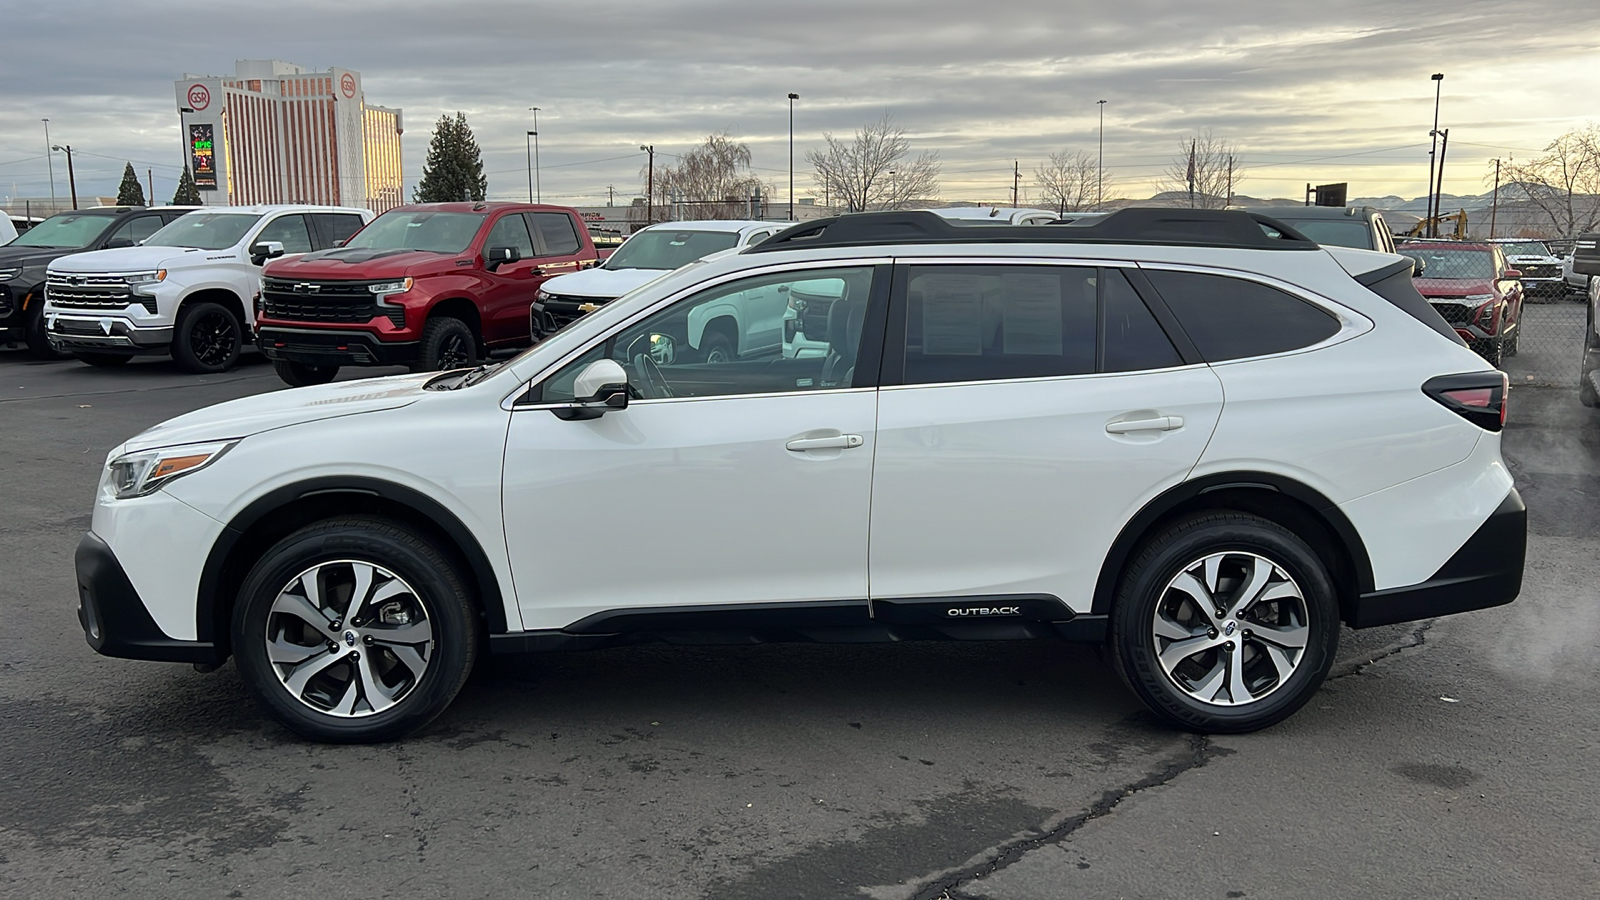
414, 112, 487, 202
172, 167, 202, 205
116, 162, 146, 206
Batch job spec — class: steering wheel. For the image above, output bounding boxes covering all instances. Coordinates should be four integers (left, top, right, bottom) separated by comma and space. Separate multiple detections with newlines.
631, 352, 674, 399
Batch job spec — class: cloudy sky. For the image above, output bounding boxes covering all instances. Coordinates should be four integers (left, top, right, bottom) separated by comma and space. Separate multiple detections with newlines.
2, 0, 1595, 210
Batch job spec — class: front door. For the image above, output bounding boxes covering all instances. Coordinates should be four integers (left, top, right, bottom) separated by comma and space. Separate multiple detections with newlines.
867, 262, 1224, 614
502, 264, 886, 630
479, 212, 543, 345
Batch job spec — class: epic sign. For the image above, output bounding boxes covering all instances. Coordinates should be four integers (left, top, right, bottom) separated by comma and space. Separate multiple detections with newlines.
189, 123, 217, 190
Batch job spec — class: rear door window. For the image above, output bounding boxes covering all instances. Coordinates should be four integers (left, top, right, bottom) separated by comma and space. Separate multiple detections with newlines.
1142, 270, 1340, 362
313, 213, 366, 248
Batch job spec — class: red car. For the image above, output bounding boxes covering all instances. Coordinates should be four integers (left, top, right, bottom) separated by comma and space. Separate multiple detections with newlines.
1400, 241, 1524, 366
256, 202, 602, 385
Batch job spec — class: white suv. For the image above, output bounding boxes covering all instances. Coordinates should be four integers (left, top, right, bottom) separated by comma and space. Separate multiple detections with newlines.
74, 208, 1525, 742
44, 205, 372, 372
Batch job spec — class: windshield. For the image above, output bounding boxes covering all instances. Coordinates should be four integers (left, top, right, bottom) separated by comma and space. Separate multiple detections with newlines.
144, 213, 262, 250
1401, 247, 1495, 280
343, 211, 485, 254
604, 230, 740, 271
9, 212, 117, 248
1498, 241, 1551, 257
1277, 219, 1373, 250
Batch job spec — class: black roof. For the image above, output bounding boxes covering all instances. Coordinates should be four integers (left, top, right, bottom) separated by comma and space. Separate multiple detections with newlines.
44, 206, 145, 217
747, 207, 1318, 254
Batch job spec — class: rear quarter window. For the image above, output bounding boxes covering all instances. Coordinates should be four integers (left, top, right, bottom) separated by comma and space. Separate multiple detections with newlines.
1143, 270, 1340, 362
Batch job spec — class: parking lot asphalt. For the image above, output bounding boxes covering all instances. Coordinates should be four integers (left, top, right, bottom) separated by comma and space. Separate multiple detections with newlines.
1, 349, 1595, 899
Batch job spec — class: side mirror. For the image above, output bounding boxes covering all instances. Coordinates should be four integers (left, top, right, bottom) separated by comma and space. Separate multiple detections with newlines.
552, 359, 629, 420
628, 332, 677, 365
485, 245, 521, 271
251, 241, 286, 266
104, 237, 134, 249
1503, 269, 1522, 280
332, 239, 347, 248
1410, 257, 1427, 277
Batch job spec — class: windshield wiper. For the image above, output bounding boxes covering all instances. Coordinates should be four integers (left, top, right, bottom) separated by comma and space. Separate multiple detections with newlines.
460, 362, 502, 387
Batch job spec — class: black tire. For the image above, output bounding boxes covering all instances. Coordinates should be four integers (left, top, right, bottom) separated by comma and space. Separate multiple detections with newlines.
1109, 511, 1339, 734
24, 305, 70, 360
273, 359, 339, 387
412, 316, 478, 372
701, 330, 735, 364
172, 300, 242, 373
1481, 337, 1504, 368
75, 352, 131, 367
231, 515, 479, 743
1504, 327, 1519, 358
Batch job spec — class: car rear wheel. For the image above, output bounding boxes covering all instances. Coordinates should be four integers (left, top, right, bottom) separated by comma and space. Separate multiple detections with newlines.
273, 359, 339, 387
1109, 512, 1339, 733
701, 331, 735, 364
232, 516, 479, 743
172, 300, 242, 373
413, 316, 478, 373
75, 352, 131, 367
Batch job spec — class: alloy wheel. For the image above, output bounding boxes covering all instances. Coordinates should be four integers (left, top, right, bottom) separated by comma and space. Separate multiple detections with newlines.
264, 560, 435, 717
1150, 551, 1310, 707
438, 333, 469, 369
189, 310, 238, 367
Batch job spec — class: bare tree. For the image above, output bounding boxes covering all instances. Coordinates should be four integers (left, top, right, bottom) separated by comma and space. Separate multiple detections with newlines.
1034, 150, 1105, 214
643, 132, 765, 221
807, 112, 940, 212
1157, 130, 1243, 209
1497, 124, 1600, 236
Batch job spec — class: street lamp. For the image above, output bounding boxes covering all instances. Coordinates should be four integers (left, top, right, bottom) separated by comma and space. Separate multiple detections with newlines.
50, 143, 77, 210
528, 107, 541, 204
1097, 99, 1107, 211
42, 118, 56, 210
525, 131, 536, 204
1427, 73, 1444, 236
787, 92, 799, 221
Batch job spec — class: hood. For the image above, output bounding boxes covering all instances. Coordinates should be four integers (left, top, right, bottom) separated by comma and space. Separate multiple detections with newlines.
265, 247, 461, 280
539, 266, 664, 300
123, 371, 436, 452
50, 245, 212, 274
0, 244, 68, 270
1413, 277, 1494, 298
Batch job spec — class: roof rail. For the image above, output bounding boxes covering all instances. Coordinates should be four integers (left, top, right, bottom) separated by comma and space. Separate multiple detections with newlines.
747, 207, 1318, 254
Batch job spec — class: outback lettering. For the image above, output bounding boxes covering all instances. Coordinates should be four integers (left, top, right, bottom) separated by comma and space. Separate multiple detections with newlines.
946, 606, 1022, 617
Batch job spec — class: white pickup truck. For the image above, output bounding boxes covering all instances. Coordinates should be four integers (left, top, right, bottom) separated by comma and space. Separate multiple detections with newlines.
44, 204, 372, 372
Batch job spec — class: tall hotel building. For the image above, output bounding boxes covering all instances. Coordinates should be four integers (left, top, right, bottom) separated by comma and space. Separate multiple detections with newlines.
175, 60, 403, 212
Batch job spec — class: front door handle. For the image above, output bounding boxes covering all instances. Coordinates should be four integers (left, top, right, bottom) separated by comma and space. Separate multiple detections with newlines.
1106, 415, 1185, 434
786, 434, 865, 451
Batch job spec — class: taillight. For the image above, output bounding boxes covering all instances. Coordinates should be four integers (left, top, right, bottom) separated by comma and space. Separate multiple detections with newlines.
1423, 372, 1509, 432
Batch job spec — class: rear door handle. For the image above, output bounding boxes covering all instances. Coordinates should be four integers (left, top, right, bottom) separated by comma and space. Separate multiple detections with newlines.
786, 434, 865, 451
1105, 416, 1185, 434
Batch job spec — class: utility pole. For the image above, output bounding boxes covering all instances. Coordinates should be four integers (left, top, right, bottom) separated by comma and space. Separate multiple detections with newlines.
146, 168, 153, 206
787, 92, 799, 221
639, 145, 654, 225
42, 119, 56, 211
1427, 73, 1444, 236
1225, 155, 1234, 207
1012, 160, 1020, 207
1489, 158, 1501, 239
52, 144, 78, 210
1433, 128, 1450, 237
529, 108, 541, 203
607, 184, 615, 207
1186, 139, 1196, 208
1096, 99, 1106, 210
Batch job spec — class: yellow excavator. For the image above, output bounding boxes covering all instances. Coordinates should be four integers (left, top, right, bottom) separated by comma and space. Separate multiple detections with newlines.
1405, 209, 1469, 240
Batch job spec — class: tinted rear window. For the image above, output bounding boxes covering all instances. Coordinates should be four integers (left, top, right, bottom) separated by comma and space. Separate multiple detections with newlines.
1144, 270, 1340, 362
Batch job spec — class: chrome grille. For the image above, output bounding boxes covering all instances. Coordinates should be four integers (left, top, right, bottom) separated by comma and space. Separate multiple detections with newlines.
46, 274, 156, 314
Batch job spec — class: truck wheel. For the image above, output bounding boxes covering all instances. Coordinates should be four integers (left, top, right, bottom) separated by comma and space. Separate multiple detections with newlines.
172, 301, 242, 374
1108, 512, 1339, 734
1480, 337, 1504, 368
75, 353, 131, 367
231, 515, 479, 743
702, 331, 735, 364
274, 359, 339, 387
414, 317, 477, 372
25, 305, 70, 360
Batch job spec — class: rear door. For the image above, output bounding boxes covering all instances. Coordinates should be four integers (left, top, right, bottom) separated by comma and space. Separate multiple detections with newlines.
867, 260, 1223, 615
310, 212, 367, 249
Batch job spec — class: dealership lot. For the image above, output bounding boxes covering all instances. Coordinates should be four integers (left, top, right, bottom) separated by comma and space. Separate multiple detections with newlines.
1, 348, 1596, 898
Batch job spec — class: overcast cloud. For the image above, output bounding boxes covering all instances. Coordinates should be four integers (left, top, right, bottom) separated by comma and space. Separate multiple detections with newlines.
2, 0, 1595, 208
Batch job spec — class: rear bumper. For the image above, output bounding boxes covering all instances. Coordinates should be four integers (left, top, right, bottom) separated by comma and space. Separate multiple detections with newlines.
75, 532, 224, 665
1348, 488, 1525, 628
257, 326, 419, 367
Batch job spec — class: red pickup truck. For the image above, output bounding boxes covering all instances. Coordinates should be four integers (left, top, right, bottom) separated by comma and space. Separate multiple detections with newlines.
256, 202, 602, 385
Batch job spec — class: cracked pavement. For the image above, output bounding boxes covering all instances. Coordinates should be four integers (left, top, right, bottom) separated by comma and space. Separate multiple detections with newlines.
1, 353, 1596, 899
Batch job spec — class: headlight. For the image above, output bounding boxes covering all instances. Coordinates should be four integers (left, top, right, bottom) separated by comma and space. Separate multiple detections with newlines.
369, 278, 413, 295
105, 441, 234, 499
0, 267, 20, 281
129, 269, 166, 296
536, 289, 551, 301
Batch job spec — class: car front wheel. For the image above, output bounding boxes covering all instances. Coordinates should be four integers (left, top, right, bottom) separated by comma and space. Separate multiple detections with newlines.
1109, 512, 1339, 733
413, 316, 478, 373
232, 516, 479, 743
172, 300, 242, 373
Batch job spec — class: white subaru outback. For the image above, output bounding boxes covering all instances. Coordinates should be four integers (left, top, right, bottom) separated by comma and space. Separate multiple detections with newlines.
74, 208, 1525, 742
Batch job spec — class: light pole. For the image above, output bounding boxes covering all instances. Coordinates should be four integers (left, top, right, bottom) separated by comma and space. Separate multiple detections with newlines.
42, 118, 56, 211
787, 92, 799, 221
1096, 99, 1107, 210
1426, 73, 1444, 236
525, 131, 536, 203
640, 145, 654, 225
51, 144, 77, 210
528, 107, 541, 203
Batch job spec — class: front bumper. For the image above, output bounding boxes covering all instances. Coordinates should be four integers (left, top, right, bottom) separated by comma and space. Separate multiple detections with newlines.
75, 532, 224, 665
1348, 488, 1525, 628
529, 297, 606, 340
257, 326, 420, 367
46, 312, 172, 355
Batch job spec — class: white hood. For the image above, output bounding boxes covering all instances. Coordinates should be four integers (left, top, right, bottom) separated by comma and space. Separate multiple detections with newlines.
540, 266, 667, 300
50, 245, 217, 274
123, 372, 436, 452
